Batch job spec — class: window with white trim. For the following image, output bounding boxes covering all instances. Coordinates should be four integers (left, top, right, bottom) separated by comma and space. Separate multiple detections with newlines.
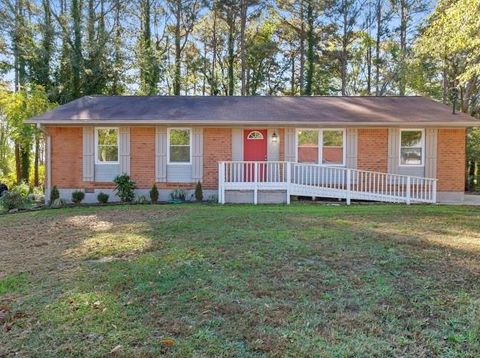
400, 129, 424, 166
168, 128, 191, 164
95, 128, 118, 164
297, 129, 345, 165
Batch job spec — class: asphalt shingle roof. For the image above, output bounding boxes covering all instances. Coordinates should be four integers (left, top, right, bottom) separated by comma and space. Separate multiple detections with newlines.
28, 95, 478, 127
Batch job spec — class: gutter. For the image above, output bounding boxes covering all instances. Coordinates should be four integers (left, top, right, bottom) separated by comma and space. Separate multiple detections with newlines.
26, 119, 480, 128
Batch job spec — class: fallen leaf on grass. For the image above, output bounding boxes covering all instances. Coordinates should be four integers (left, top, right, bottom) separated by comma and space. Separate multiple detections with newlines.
160, 338, 176, 347
109, 345, 122, 354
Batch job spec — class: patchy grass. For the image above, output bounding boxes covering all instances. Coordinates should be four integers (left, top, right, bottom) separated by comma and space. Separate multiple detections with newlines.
0, 204, 480, 356
0, 273, 28, 295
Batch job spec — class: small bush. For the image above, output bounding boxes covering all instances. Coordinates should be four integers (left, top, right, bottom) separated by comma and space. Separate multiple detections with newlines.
207, 194, 218, 203
71, 190, 85, 204
51, 198, 66, 208
170, 188, 187, 202
136, 195, 149, 204
0, 191, 29, 211
50, 186, 60, 202
13, 182, 30, 198
113, 174, 136, 202
194, 181, 203, 202
0, 183, 8, 196
150, 184, 159, 203
97, 192, 109, 204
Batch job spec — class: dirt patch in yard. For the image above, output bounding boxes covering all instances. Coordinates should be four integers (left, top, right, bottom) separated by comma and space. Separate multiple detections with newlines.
0, 206, 186, 276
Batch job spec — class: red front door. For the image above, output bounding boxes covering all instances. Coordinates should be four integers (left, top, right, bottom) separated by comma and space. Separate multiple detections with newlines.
244, 129, 267, 161
243, 129, 267, 182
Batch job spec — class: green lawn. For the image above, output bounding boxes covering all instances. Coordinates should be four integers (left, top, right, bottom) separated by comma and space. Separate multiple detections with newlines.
1, 204, 480, 357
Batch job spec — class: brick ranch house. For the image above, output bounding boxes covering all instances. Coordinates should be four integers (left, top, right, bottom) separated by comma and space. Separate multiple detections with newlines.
27, 96, 478, 204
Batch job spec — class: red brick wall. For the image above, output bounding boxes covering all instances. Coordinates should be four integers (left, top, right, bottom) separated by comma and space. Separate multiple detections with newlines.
49, 127, 83, 188
203, 128, 232, 189
56, 126, 467, 193
357, 128, 388, 172
131, 127, 155, 188
437, 128, 465, 192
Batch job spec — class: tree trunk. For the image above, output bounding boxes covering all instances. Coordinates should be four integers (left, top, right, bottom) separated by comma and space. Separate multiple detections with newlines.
71, 0, 82, 99
15, 142, 21, 184
299, 0, 305, 95
211, 7, 218, 95
34, 135, 40, 187
375, 0, 381, 96
20, 145, 30, 184
399, 0, 407, 96
304, 1, 314, 96
227, 13, 235, 96
240, 0, 247, 96
341, 0, 348, 95
174, 0, 182, 95
366, 0, 372, 95
290, 54, 295, 95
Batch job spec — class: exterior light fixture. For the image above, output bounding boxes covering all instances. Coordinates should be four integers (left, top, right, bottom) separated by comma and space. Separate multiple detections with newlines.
272, 131, 278, 143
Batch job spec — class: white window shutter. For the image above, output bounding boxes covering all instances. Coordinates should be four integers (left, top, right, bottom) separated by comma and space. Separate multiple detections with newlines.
119, 127, 130, 175
82, 127, 95, 181
192, 128, 203, 181
285, 128, 296, 162
156, 126, 168, 182
346, 128, 358, 168
387, 128, 399, 174
425, 128, 438, 178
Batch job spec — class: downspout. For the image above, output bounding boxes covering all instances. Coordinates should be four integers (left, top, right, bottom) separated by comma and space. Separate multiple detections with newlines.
37, 123, 51, 205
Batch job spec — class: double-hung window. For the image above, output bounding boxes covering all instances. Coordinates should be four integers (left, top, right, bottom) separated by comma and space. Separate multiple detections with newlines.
95, 128, 119, 164
400, 129, 424, 166
168, 128, 191, 164
297, 129, 345, 165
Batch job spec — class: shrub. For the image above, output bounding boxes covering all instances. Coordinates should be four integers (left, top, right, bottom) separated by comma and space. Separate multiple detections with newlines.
0, 191, 29, 211
113, 174, 136, 202
50, 186, 60, 202
13, 182, 30, 198
51, 198, 66, 209
97, 192, 109, 204
194, 181, 203, 202
170, 188, 186, 202
0, 183, 8, 196
150, 184, 159, 203
71, 190, 85, 204
136, 195, 149, 204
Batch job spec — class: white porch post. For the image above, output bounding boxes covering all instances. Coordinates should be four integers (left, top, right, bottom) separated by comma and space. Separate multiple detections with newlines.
218, 162, 225, 204
406, 176, 411, 205
432, 180, 437, 203
286, 161, 291, 205
346, 169, 351, 205
254, 162, 258, 205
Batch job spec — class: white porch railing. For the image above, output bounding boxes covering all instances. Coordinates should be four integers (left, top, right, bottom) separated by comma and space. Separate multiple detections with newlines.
218, 161, 437, 205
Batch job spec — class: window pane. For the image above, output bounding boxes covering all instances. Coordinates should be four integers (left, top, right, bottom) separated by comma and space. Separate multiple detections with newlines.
401, 148, 422, 165
297, 130, 318, 163
170, 146, 190, 163
98, 129, 118, 146
98, 145, 118, 162
322, 147, 344, 164
322, 130, 343, 164
97, 129, 118, 163
401, 131, 422, 147
323, 130, 343, 147
170, 129, 190, 145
